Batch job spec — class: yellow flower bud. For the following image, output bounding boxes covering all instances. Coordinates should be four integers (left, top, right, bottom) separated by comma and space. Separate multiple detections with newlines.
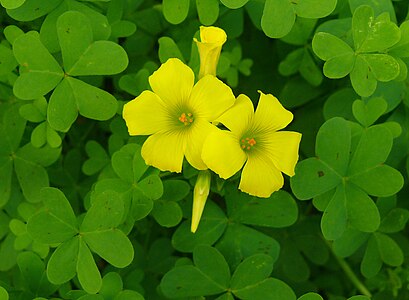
194, 26, 227, 79
191, 170, 211, 233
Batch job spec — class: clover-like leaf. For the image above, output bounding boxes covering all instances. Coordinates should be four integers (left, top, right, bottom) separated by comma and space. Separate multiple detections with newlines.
81, 191, 134, 268
352, 6, 400, 53
162, 0, 189, 24
160, 245, 229, 298
27, 188, 78, 244
13, 32, 64, 100
48, 77, 118, 132
172, 200, 228, 252
352, 97, 387, 127
261, 0, 336, 38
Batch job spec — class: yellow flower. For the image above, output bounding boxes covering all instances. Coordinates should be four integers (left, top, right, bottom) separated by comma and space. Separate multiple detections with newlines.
202, 92, 301, 198
122, 58, 235, 173
194, 26, 227, 79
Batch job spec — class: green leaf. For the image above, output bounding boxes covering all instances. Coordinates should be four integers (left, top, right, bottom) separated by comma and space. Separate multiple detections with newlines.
152, 200, 183, 227
162, 0, 189, 25
362, 54, 400, 82
0, 44, 18, 76
1, 104, 27, 153
40, 0, 111, 53
196, 0, 219, 25
19, 98, 47, 123
0, 286, 8, 300
216, 224, 280, 270
361, 235, 382, 277
194, 245, 230, 288
31, 122, 47, 148
233, 278, 296, 300
77, 238, 102, 294
17, 251, 57, 295
1, 0, 25, 9
348, 125, 393, 174
100, 272, 123, 299
389, 21, 409, 57
352, 5, 400, 53
278, 48, 303, 76
82, 141, 109, 175
27, 188, 78, 244
261, 0, 295, 38
230, 254, 273, 290
345, 183, 380, 233
172, 201, 228, 252
333, 228, 369, 257
56, 11, 127, 75
316, 117, 351, 175
220, 0, 248, 9
83, 229, 134, 268
158, 37, 184, 63
293, 0, 336, 18
0, 234, 18, 271
138, 175, 163, 200
6, 0, 62, 21
281, 17, 317, 46
81, 191, 124, 232
162, 180, 190, 201
352, 97, 387, 127
350, 55, 377, 97
350, 165, 403, 197
67, 40, 128, 76
379, 208, 409, 233
47, 236, 79, 284
48, 77, 117, 132
14, 157, 49, 203
56, 11, 93, 71
291, 158, 341, 200
115, 290, 144, 300
160, 246, 228, 297
374, 232, 403, 267
4, 24, 24, 44
227, 188, 298, 228
299, 49, 322, 86
321, 185, 347, 240
13, 32, 64, 100
298, 293, 324, 300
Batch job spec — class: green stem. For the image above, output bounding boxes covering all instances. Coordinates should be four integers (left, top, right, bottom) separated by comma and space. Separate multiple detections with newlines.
326, 240, 372, 298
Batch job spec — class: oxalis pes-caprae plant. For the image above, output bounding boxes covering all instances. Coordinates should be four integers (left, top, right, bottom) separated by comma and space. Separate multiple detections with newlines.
0, 1, 409, 300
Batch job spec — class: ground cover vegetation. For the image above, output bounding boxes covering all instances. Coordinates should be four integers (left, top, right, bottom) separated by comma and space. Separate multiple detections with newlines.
0, 0, 409, 299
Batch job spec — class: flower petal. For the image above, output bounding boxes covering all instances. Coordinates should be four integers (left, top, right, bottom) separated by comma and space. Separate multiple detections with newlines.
216, 94, 254, 135
253, 91, 293, 132
239, 156, 284, 198
141, 131, 186, 173
202, 129, 246, 179
189, 75, 235, 121
149, 58, 194, 107
194, 26, 227, 78
185, 120, 218, 170
263, 131, 302, 176
123, 91, 169, 135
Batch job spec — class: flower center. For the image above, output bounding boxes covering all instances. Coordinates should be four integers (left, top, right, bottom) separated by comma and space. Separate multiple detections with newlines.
241, 137, 257, 151
178, 112, 194, 126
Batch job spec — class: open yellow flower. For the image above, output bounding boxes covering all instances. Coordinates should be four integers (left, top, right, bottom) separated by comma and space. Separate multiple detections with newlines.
123, 58, 235, 173
202, 92, 301, 198
194, 26, 227, 79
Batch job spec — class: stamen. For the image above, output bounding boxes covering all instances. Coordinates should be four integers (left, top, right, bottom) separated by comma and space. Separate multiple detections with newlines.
178, 112, 194, 126
240, 136, 257, 151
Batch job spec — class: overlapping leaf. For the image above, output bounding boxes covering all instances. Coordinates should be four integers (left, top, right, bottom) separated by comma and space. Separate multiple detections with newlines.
291, 117, 403, 240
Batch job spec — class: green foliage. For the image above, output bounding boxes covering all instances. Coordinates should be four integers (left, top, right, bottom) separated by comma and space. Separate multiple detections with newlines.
1, 0, 409, 299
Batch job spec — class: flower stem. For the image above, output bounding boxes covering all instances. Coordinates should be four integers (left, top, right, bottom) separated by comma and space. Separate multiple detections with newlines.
326, 240, 372, 297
